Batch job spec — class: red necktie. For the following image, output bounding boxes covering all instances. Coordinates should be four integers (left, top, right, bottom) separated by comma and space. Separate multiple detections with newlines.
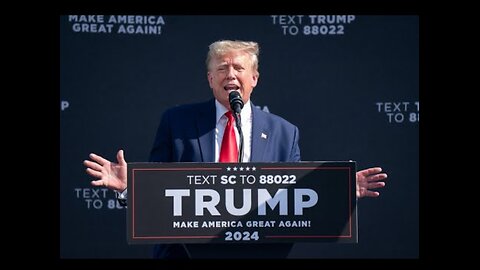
219, 111, 238, 162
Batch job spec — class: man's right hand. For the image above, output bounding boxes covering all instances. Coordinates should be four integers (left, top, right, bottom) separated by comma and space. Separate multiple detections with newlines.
84, 149, 127, 192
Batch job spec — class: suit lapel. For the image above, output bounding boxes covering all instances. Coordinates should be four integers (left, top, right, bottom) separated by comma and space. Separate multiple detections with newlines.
196, 99, 216, 162
250, 104, 269, 162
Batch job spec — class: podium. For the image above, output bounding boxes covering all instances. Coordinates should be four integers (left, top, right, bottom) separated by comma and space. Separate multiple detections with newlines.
127, 161, 357, 258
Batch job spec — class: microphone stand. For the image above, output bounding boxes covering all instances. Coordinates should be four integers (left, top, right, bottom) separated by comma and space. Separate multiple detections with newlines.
232, 112, 244, 163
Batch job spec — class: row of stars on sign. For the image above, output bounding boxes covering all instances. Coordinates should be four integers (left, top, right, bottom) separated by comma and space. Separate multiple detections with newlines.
226, 166, 256, 171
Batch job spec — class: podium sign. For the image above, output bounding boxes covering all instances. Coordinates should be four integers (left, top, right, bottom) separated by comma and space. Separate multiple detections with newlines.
127, 161, 357, 244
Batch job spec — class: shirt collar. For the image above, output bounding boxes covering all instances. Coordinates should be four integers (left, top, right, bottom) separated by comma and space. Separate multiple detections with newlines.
215, 98, 251, 124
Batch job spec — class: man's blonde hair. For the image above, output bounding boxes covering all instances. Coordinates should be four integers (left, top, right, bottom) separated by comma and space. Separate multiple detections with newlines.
206, 40, 260, 77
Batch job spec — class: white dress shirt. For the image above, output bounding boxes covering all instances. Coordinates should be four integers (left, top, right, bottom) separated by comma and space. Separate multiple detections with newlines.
214, 99, 252, 163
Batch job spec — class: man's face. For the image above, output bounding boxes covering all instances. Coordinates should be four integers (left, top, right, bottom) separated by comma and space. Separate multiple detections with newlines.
207, 50, 258, 110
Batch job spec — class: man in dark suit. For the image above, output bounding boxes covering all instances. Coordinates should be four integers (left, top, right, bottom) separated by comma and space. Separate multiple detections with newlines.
84, 40, 387, 259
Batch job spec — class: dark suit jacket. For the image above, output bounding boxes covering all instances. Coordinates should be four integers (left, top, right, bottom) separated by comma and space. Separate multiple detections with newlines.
149, 98, 300, 163
149, 99, 301, 258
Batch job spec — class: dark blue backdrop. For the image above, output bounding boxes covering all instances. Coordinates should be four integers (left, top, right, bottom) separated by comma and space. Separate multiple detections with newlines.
60, 15, 418, 258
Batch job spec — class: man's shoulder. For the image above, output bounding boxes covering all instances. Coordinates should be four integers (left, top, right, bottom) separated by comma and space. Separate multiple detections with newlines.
252, 105, 298, 130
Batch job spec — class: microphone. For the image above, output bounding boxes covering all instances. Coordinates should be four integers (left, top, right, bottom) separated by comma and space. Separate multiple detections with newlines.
228, 91, 244, 163
229, 91, 244, 114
